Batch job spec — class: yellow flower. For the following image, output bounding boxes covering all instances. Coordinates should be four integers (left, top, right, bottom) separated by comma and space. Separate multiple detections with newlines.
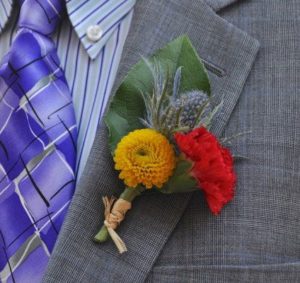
114, 129, 176, 189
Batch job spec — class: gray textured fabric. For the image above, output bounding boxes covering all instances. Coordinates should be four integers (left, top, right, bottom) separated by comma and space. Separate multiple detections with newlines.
43, 0, 300, 282
205, 0, 239, 11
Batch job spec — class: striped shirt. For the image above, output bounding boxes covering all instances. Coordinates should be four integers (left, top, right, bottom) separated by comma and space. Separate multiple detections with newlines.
0, 0, 135, 180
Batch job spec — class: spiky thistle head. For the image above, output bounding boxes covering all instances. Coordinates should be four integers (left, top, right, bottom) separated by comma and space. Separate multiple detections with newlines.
139, 59, 221, 139
165, 90, 211, 131
139, 58, 172, 134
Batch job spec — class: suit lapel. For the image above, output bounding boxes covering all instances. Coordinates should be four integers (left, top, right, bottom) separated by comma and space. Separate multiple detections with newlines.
44, 0, 259, 282
204, 0, 242, 11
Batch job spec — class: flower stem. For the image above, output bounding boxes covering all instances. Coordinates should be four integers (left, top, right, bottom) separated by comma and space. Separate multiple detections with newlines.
93, 186, 144, 243
94, 225, 109, 243
119, 186, 144, 202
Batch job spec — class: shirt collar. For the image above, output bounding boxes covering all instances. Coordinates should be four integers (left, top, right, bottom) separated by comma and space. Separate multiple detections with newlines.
0, 0, 136, 60
66, 0, 136, 59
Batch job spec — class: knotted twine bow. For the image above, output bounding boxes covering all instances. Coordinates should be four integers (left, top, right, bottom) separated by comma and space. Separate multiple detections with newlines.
103, 196, 132, 253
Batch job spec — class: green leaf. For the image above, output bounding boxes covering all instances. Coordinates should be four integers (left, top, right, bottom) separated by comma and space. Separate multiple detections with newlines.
105, 35, 211, 153
160, 158, 198, 194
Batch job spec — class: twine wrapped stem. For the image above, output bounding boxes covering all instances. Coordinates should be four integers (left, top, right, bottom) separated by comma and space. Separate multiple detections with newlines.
94, 186, 144, 253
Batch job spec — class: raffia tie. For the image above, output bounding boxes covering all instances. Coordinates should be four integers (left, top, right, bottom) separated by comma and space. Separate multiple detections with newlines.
102, 196, 132, 254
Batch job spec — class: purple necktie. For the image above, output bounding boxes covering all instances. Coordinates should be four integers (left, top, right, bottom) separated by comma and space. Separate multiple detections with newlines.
0, 0, 77, 282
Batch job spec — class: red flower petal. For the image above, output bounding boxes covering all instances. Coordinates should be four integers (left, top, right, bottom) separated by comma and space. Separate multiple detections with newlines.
174, 127, 236, 215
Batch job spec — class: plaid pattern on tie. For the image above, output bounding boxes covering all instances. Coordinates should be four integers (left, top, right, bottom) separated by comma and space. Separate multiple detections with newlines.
0, 0, 77, 282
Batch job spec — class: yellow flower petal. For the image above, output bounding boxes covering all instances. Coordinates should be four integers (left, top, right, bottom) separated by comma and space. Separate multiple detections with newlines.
114, 129, 176, 189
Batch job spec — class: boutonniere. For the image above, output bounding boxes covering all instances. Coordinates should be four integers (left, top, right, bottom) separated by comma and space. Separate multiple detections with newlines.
94, 36, 236, 253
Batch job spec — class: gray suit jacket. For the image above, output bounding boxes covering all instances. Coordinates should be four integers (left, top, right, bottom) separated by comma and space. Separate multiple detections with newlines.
43, 0, 300, 282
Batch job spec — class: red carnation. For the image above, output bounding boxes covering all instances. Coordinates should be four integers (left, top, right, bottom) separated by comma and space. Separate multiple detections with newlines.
174, 127, 236, 215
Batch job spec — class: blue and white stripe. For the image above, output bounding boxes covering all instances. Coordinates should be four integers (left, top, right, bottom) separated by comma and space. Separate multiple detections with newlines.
67, 0, 135, 59
0, 0, 135, 180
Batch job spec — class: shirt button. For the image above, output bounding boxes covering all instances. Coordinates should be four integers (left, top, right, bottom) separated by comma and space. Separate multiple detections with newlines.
87, 25, 103, 42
